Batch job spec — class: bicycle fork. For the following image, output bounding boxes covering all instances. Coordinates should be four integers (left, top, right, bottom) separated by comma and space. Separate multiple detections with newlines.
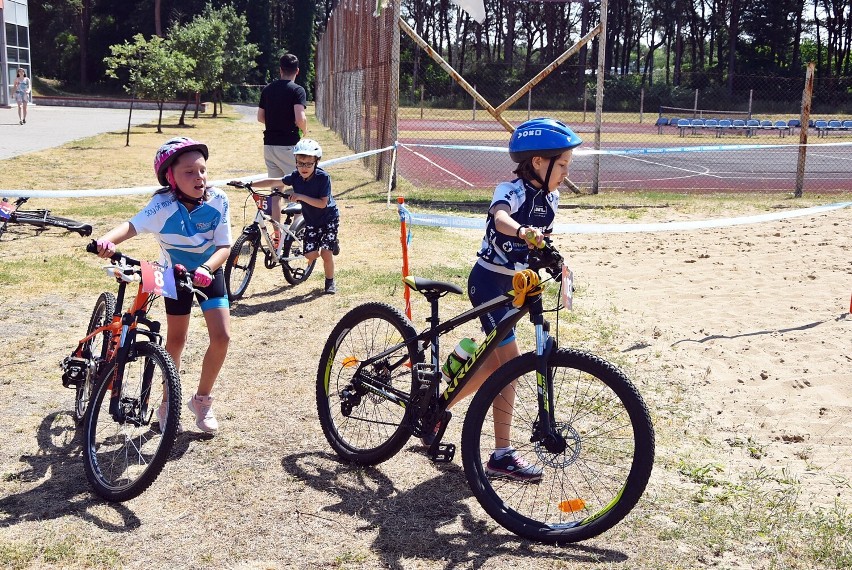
531, 308, 568, 455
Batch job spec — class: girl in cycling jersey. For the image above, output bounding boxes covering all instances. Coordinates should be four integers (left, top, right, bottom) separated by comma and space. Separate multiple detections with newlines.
94, 137, 232, 435
430, 118, 583, 482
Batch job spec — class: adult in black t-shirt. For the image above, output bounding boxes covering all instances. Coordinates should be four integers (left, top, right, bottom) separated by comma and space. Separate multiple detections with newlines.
257, 53, 308, 245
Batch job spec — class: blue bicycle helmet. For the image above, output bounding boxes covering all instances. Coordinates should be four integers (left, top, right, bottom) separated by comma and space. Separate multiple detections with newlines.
508, 118, 582, 163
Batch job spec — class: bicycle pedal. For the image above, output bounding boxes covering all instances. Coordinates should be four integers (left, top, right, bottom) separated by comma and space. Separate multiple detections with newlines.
61, 356, 93, 388
413, 362, 439, 386
428, 443, 455, 463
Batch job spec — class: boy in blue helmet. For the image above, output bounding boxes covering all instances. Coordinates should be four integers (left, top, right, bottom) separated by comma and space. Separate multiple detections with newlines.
424, 118, 582, 482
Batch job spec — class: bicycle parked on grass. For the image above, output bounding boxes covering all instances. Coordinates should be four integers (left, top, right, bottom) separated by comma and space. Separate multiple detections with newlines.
61, 241, 200, 501
316, 238, 655, 543
0, 196, 92, 240
224, 181, 316, 301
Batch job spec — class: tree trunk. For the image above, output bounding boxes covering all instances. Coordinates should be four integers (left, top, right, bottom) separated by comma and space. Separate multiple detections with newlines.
726, 0, 739, 96
155, 0, 162, 37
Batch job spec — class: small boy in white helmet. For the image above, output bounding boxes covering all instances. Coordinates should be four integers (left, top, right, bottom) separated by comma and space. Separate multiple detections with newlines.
249, 139, 340, 294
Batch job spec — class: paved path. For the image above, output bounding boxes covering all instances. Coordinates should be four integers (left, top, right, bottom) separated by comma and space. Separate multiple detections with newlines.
0, 104, 164, 160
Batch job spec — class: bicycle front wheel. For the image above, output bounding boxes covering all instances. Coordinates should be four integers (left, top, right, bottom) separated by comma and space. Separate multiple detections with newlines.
461, 349, 654, 544
316, 302, 420, 465
76, 292, 116, 424
83, 341, 181, 502
225, 232, 259, 301
281, 218, 316, 285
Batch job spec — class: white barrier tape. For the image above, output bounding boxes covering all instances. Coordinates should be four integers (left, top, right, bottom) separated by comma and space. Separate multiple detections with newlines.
0, 145, 398, 199
401, 140, 852, 156
4, 140, 850, 199
408, 201, 852, 234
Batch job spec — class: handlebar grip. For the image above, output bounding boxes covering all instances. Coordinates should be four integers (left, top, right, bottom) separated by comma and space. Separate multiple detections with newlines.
524, 229, 546, 249
87, 239, 123, 261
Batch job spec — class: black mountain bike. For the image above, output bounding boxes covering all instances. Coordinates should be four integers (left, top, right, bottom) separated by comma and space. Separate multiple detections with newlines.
0, 196, 92, 240
224, 181, 316, 301
316, 239, 655, 543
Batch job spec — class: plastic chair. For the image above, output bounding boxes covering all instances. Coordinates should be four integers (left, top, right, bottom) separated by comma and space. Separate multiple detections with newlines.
826, 120, 843, 135
813, 120, 829, 138
716, 119, 732, 138
787, 119, 801, 135
745, 119, 760, 137
676, 119, 690, 137
773, 120, 790, 137
689, 118, 704, 135
655, 117, 668, 134
842, 120, 852, 132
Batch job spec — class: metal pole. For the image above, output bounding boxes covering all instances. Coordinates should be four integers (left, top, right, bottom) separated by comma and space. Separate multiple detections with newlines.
693, 88, 698, 118
592, 0, 608, 195
795, 63, 815, 198
420, 85, 424, 120
0, 6, 9, 108
473, 84, 476, 121
527, 89, 531, 120
748, 89, 753, 119
639, 87, 644, 123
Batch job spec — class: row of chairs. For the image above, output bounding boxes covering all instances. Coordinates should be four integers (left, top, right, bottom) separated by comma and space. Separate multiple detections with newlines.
655, 117, 801, 138
812, 119, 852, 138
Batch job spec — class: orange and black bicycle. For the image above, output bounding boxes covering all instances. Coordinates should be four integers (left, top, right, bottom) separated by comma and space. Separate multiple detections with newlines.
61, 241, 198, 501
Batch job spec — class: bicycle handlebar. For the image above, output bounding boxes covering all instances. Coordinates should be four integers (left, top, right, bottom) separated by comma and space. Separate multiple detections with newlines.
526, 238, 565, 281
85, 240, 202, 296
227, 180, 291, 198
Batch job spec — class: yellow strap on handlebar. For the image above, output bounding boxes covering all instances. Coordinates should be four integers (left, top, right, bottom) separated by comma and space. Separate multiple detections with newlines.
512, 269, 542, 307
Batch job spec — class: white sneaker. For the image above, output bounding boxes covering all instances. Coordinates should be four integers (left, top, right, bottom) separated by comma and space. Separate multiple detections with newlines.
187, 394, 219, 434
155, 400, 182, 434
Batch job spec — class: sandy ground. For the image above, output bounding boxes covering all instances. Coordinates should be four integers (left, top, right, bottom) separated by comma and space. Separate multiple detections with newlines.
0, 197, 849, 568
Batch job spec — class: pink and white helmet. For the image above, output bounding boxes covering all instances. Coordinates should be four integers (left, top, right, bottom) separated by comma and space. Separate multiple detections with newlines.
153, 137, 209, 186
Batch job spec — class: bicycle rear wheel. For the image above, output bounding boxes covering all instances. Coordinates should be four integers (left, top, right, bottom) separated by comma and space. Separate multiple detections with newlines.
76, 292, 116, 424
224, 232, 259, 301
316, 302, 420, 465
461, 349, 654, 544
281, 218, 316, 285
82, 341, 181, 502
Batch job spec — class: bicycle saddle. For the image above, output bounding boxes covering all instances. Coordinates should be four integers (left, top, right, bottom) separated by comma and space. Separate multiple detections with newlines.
403, 276, 463, 296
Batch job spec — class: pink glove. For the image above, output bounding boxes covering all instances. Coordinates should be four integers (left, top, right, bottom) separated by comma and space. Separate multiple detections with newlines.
193, 265, 213, 288
96, 239, 116, 258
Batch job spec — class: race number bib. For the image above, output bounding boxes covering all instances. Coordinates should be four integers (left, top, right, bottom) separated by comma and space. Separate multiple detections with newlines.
562, 266, 574, 311
253, 194, 274, 215
141, 261, 177, 299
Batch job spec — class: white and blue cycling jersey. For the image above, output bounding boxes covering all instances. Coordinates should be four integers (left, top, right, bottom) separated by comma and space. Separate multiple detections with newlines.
129, 187, 232, 270
476, 178, 559, 275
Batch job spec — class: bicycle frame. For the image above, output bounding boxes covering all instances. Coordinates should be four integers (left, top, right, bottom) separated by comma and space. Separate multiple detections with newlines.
240, 188, 303, 262
348, 275, 564, 457
71, 258, 164, 423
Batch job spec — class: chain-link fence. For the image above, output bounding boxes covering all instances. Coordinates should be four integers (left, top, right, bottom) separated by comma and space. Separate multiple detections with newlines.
315, 0, 399, 185
316, 6, 851, 195
397, 37, 852, 194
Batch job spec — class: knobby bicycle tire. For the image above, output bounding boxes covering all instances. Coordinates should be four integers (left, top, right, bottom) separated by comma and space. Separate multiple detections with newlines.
281, 218, 316, 285
82, 341, 181, 502
225, 232, 259, 301
11, 211, 93, 236
76, 292, 116, 424
316, 302, 421, 465
461, 349, 655, 544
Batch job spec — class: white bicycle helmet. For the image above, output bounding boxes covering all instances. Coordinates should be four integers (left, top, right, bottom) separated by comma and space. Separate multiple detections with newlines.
293, 138, 322, 159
